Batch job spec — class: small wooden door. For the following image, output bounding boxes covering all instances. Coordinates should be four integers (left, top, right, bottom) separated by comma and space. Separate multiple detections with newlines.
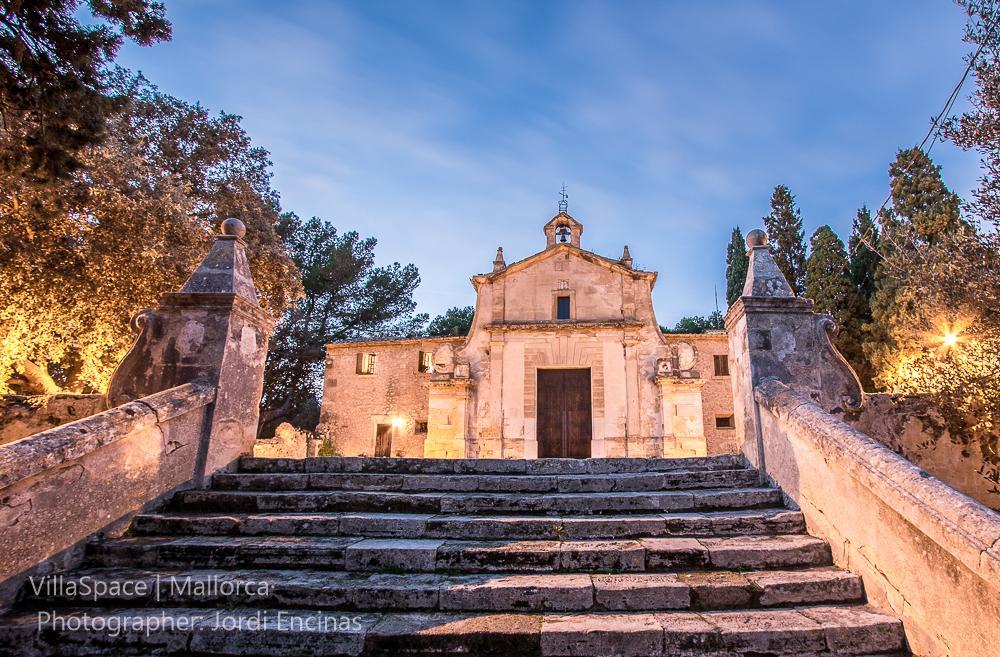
537, 368, 592, 458
374, 423, 392, 457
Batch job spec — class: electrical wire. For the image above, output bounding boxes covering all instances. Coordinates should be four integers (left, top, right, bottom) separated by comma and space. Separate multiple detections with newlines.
855, 10, 998, 259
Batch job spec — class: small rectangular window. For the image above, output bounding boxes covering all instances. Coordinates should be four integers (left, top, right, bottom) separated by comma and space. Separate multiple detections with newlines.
418, 351, 433, 373
715, 414, 735, 429
713, 354, 730, 377
356, 352, 377, 375
415, 421, 428, 434
556, 295, 571, 320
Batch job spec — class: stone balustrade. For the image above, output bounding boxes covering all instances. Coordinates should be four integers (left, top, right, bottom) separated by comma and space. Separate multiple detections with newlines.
755, 378, 999, 656
0, 382, 215, 608
727, 228, 1000, 657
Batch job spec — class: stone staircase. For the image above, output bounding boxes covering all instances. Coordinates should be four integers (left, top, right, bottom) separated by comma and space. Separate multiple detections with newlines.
0, 455, 907, 656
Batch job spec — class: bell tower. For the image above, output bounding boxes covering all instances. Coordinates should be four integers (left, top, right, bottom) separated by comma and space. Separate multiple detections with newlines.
543, 184, 584, 249
543, 212, 584, 249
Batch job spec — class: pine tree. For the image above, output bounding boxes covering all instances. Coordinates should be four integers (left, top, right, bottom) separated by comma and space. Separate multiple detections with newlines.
0, 0, 171, 179
725, 227, 749, 306
426, 306, 475, 336
259, 214, 426, 436
763, 185, 808, 295
805, 225, 866, 384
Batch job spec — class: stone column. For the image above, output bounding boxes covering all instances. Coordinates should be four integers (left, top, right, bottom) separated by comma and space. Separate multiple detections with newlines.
656, 376, 708, 457
623, 337, 642, 456
725, 229, 864, 471
106, 218, 274, 480
424, 377, 473, 458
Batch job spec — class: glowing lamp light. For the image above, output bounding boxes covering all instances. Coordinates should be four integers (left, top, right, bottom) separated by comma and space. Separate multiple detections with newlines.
941, 331, 959, 349
391, 416, 405, 429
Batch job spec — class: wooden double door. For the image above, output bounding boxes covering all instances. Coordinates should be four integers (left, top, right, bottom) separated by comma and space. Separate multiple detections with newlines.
536, 368, 592, 458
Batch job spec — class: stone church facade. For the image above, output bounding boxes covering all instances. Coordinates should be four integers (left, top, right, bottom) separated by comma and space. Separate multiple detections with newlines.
319, 211, 736, 459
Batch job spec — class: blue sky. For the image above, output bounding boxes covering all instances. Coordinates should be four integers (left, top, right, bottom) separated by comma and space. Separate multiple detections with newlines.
116, 0, 980, 325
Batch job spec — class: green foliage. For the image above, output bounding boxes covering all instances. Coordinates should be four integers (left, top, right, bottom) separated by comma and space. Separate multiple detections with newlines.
848, 207, 880, 310
866, 146, 999, 441
886, 148, 966, 243
866, 148, 966, 390
763, 185, 807, 296
883, 229, 1000, 441
316, 439, 341, 457
847, 207, 880, 388
426, 306, 475, 337
0, 76, 302, 394
725, 226, 748, 306
0, 0, 171, 179
662, 311, 724, 334
259, 213, 426, 435
943, 0, 1000, 228
806, 226, 854, 316
805, 225, 867, 387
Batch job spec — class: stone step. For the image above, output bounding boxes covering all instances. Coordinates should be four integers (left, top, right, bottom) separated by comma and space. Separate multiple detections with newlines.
238, 454, 750, 476
212, 468, 761, 493
85, 535, 832, 573
21, 567, 865, 612
131, 508, 806, 539
169, 487, 784, 515
0, 605, 905, 656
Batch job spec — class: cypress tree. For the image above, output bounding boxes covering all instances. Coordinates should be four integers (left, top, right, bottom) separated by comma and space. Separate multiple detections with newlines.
725, 226, 749, 306
846, 207, 880, 389
848, 206, 880, 310
887, 147, 965, 244
805, 225, 866, 385
763, 185, 808, 295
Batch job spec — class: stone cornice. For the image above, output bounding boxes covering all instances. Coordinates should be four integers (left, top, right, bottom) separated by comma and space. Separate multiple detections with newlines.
159, 292, 275, 330
655, 375, 707, 388
724, 296, 815, 329
326, 336, 466, 351
484, 320, 644, 333
660, 331, 729, 340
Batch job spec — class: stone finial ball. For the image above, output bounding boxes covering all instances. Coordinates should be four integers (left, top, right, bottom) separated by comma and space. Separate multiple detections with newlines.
221, 217, 246, 239
746, 229, 768, 248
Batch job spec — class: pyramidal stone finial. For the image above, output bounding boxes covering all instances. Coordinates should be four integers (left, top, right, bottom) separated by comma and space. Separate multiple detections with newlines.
742, 229, 793, 297
620, 245, 633, 268
493, 246, 506, 272
180, 217, 260, 303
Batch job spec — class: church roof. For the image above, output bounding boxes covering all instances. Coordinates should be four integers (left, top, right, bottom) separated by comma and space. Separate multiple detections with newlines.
471, 242, 657, 290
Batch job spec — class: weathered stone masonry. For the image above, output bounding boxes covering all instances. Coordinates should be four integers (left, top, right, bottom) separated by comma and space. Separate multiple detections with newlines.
320, 211, 738, 459
727, 228, 1000, 657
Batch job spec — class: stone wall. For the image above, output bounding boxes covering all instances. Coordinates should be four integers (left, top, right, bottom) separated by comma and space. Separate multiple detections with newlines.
0, 394, 105, 446
664, 333, 738, 456
755, 380, 1000, 657
321, 331, 738, 459
847, 393, 1000, 511
0, 382, 215, 609
321, 337, 464, 457
252, 422, 317, 459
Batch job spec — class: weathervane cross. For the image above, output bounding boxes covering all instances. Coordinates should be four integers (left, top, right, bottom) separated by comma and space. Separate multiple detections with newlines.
558, 183, 569, 214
